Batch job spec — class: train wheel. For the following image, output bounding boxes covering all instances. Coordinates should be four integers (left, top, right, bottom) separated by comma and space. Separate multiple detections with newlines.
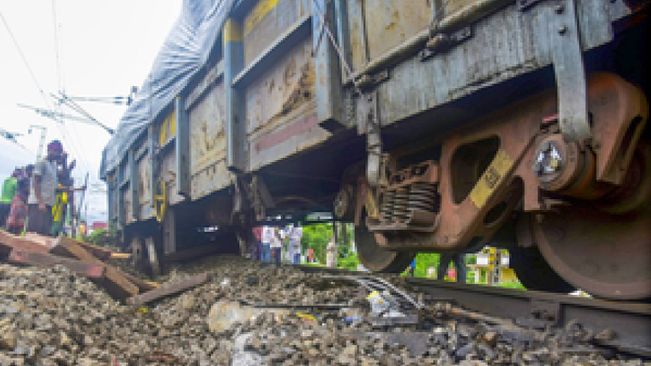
509, 246, 575, 293
532, 205, 651, 300
131, 237, 146, 272
355, 226, 415, 273
526, 143, 651, 300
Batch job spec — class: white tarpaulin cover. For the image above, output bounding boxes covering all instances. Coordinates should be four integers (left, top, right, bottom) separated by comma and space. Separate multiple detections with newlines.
101, 0, 236, 177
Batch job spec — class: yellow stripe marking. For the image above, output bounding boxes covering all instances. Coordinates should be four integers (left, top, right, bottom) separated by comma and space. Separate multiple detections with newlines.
469, 149, 514, 208
244, 0, 279, 35
159, 110, 176, 146
223, 18, 242, 42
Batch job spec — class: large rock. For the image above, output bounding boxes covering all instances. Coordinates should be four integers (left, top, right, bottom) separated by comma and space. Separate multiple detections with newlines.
206, 300, 289, 333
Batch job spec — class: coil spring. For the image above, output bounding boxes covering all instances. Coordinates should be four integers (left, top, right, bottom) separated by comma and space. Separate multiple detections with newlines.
408, 182, 437, 212
393, 188, 410, 222
380, 190, 395, 222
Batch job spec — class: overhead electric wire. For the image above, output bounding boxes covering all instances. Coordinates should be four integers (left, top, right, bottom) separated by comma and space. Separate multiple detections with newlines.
51, 0, 64, 93
2, 7, 85, 171
0, 10, 49, 101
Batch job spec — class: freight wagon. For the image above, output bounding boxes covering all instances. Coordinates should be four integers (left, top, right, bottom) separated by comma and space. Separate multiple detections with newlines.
102, 0, 650, 300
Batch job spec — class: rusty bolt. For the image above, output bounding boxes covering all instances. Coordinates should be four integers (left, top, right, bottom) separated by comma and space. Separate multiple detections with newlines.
558, 25, 567, 34
533, 141, 563, 176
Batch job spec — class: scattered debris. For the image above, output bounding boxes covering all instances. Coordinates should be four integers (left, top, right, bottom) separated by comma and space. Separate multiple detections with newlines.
127, 272, 209, 306
0, 252, 644, 364
0, 230, 159, 301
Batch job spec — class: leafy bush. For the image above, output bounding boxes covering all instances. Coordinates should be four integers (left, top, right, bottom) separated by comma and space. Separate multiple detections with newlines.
338, 253, 360, 270
85, 227, 119, 247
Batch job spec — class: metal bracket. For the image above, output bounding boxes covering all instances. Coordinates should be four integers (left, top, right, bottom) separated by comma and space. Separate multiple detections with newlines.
356, 69, 391, 93
250, 176, 274, 221
420, 26, 473, 61
518, 0, 546, 11
548, 0, 591, 145
364, 91, 384, 188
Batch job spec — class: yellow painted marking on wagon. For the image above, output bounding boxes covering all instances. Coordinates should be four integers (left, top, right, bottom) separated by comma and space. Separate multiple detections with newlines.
223, 18, 242, 42
244, 0, 279, 35
158, 110, 176, 146
469, 149, 514, 208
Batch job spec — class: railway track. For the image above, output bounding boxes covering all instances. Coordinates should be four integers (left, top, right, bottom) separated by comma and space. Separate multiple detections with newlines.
297, 265, 651, 358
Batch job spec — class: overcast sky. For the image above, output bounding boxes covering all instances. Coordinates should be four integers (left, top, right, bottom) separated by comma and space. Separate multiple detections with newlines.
0, 0, 181, 223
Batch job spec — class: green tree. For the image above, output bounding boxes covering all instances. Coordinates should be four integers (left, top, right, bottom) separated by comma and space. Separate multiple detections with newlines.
301, 223, 332, 263
412, 253, 440, 278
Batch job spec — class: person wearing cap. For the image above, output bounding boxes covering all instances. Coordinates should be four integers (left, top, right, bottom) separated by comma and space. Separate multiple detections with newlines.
27, 140, 63, 236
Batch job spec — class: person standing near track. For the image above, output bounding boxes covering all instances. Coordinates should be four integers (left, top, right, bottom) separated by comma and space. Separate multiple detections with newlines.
270, 227, 283, 266
288, 223, 303, 264
27, 140, 63, 236
5, 167, 29, 234
0, 168, 20, 227
437, 252, 467, 283
261, 225, 273, 263
252, 226, 263, 261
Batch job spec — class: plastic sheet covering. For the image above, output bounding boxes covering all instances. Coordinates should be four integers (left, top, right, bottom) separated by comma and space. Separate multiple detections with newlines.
101, 0, 236, 177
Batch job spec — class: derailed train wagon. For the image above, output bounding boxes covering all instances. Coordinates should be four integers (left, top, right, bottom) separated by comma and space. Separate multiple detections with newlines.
102, 0, 651, 300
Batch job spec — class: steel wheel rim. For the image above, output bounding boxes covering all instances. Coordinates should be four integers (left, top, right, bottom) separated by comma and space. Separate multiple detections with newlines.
533, 206, 651, 300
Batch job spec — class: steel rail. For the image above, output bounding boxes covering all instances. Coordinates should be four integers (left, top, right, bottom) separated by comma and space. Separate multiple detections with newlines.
296, 265, 651, 357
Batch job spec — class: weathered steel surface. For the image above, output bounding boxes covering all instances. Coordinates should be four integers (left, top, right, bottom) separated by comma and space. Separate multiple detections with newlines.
245, 39, 329, 170
313, 0, 345, 129
175, 96, 191, 198
122, 184, 134, 224
243, 0, 311, 66
360, 0, 432, 64
137, 151, 154, 220
368, 0, 622, 129
160, 149, 185, 206
224, 18, 246, 172
189, 81, 231, 200
108, 0, 634, 233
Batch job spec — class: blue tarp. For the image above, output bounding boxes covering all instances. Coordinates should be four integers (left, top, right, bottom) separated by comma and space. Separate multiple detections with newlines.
101, 0, 235, 177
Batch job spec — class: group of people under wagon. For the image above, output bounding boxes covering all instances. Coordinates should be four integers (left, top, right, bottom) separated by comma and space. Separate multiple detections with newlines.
0, 140, 82, 237
248, 222, 466, 282
251, 224, 305, 266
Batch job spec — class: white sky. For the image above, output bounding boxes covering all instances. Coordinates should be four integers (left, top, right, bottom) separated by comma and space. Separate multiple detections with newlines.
0, 0, 181, 224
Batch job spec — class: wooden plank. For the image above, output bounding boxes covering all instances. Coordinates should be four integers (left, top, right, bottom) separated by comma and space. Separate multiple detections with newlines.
51, 236, 113, 261
127, 273, 209, 306
0, 230, 52, 256
50, 236, 139, 299
22, 232, 57, 248
110, 252, 132, 260
50, 236, 97, 261
102, 266, 140, 299
121, 271, 160, 292
7, 249, 105, 279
